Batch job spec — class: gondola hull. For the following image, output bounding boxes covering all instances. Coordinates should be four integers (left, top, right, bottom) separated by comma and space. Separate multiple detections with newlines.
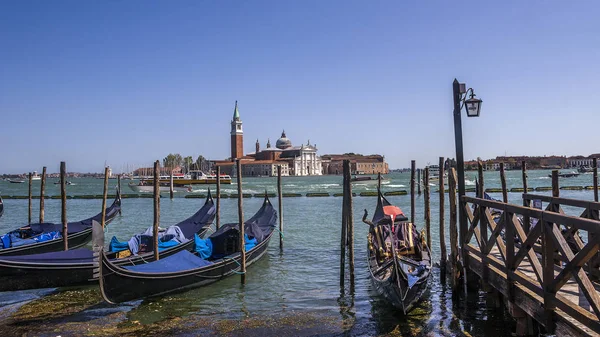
0, 193, 121, 257
100, 232, 273, 303
368, 244, 431, 313
0, 234, 205, 291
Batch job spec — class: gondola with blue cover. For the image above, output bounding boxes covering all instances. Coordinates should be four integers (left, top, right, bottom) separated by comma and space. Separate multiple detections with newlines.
364, 190, 432, 314
0, 190, 122, 257
98, 194, 277, 304
0, 192, 215, 291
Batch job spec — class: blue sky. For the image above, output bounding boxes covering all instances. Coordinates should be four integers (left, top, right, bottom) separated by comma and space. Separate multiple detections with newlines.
1, 1, 598, 173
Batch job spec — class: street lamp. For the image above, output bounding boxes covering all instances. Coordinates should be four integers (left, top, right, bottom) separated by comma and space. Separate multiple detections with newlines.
452, 78, 482, 284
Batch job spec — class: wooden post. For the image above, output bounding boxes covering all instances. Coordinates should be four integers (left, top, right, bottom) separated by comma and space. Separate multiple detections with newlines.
39, 166, 46, 223
216, 166, 221, 230
552, 170, 559, 198
424, 167, 431, 249
377, 172, 381, 190
28, 172, 32, 224
410, 160, 416, 224
439, 157, 447, 274
153, 160, 160, 261
169, 170, 174, 200
544, 172, 558, 332
522, 161, 530, 233
500, 163, 508, 203
277, 165, 283, 250
478, 161, 488, 285
340, 160, 348, 287
236, 160, 246, 284
448, 167, 459, 291
60, 162, 68, 251
346, 160, 355, 288
101, 167, 109, 228
594, 158, 598, 202
117, 174, 122, 215
417, 168, 422, 195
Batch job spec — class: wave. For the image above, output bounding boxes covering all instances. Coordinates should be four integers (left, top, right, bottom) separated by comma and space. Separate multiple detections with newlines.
537, 176, 550, 180
464, 179, 476, 186
387, 184, 406, 188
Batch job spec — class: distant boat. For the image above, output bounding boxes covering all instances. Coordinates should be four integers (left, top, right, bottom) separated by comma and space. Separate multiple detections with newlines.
350, 175, 389, 185
54, 181, 73, 185
31, 171, 41, 181
578, 166, 595, 173
549, 172, 580, 178
128, 182, 192, 193
8, 179, 25, 184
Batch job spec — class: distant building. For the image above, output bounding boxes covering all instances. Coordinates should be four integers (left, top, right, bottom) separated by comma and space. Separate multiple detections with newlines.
213, 103, 322, 177
321, 154, 388, 175
567, 154, 600, 168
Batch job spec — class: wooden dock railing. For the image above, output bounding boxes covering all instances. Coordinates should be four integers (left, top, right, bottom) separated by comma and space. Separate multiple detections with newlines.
462, 194, 600, 336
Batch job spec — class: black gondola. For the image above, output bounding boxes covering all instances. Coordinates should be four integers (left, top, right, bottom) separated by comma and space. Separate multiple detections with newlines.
364, 190, 432, 314
98, 195, 277, 304
0, 190, 121, 257
0, 192, 215, 291
0, 195, 4, 218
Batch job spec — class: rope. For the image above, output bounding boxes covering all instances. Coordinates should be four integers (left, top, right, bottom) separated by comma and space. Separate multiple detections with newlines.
273, 227, 284, 238
223, 256, 246, 274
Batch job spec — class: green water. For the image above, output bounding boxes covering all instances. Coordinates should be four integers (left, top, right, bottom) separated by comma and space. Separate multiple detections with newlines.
0, 170, 596, 336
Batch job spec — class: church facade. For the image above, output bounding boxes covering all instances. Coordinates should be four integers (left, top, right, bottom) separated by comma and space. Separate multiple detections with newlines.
213, 102, 322, 177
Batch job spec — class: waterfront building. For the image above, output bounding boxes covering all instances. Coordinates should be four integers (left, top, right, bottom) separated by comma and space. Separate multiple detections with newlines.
321, 154, 388, 175
567, 154, 600, 168
212, 103, 321, 177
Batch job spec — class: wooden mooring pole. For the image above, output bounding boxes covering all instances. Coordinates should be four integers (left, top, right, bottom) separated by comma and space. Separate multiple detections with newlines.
153, 160, 160, 261
345, 160, 355, 288
424, 167, 431, 249
477, 161, 488, 286
448, 167, 459, 291
594, 158, 598, 202
216, 166, 221, 230
236, 160, 246, 284
410, 160, 416, 224
101, 168, 109, 229
117, 174, 122, 215
277, 165, 283, 250
101, 167, 109, 228
340, 160, 348, 287
500, 163, 508, 203
39, 166, 46, 223
417, 168, 422, 195
439, 157, 447, 276
60, 162, 68, 251
28, 172, 32, 224
377, 172, 382, 190
522, 161, 530, 233
170, 170, 174, 200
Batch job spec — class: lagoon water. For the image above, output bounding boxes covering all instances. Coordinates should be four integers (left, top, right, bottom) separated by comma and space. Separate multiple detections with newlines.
0, 169, 597, 336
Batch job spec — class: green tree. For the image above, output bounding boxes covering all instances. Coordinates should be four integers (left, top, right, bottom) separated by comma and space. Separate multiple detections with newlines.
163, 153, 183, 169
183, 156, 194, 173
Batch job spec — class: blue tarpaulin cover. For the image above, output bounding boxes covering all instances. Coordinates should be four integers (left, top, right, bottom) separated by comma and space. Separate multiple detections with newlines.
245, 234, 257, 251
109, 236, 129, 252
123, 250, 213, 273
194, 234, 212, 259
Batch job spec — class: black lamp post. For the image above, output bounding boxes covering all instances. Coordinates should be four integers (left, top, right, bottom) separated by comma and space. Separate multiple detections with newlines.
452, 78, 482, 273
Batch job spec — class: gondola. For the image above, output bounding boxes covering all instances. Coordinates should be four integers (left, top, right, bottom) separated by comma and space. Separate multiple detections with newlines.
0, 190, 121, 257
0, 195, 4, 218
0, 193, 215, 291
98, 194, 277, 304
364, 190, 431, 314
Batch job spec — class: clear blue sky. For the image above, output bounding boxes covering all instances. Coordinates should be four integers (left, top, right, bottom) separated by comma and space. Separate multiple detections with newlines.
1, 1, 598, 173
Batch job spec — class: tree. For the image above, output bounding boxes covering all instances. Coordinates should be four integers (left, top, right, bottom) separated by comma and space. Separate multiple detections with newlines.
195, 155, 209, 172
183, 156, 193, 173
163, 153, 183, 170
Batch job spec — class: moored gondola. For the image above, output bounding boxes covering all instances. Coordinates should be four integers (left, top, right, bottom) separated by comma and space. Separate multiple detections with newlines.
0, 192, 215, 291
364, 190, 431, 314
0, 190, 122, 257
98, 194, 277, 304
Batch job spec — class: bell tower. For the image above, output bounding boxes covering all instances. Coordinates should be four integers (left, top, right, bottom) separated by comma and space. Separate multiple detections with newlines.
230, 101, 243, 161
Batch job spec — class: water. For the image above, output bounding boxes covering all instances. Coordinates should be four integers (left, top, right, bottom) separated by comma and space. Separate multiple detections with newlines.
0, 170, 597, 336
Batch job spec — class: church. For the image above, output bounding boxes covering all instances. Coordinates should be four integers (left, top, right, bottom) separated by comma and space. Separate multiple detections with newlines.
212, 102, 323, 177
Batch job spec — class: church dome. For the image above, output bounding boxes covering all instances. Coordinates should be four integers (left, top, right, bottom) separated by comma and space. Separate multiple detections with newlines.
276, 130, 292, 149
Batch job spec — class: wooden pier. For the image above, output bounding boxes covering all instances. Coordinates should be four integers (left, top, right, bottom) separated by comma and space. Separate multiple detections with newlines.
459, 171, 600, 336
